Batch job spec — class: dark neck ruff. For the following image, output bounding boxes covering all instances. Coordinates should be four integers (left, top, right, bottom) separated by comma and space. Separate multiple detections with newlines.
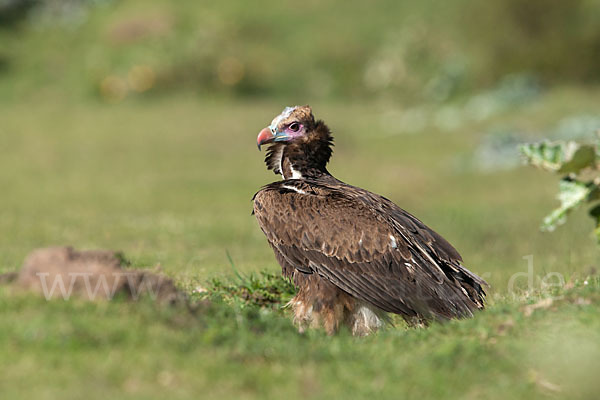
280, 156, 330, 180
265, 121, 334, 180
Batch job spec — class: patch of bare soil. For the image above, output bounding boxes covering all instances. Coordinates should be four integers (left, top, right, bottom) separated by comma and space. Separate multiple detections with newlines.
1, 246, 187, 305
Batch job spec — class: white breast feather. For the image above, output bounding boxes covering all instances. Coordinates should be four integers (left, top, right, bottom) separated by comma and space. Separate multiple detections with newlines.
352, 304, 383, 336
289, 165, 303, 180
281, 185, 306, 194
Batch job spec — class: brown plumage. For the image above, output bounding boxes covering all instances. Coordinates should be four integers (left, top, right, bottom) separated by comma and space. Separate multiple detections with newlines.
253, 105, 486, 335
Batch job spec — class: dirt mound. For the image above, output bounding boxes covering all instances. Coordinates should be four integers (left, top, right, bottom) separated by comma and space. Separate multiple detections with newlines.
2, 246, 186, 305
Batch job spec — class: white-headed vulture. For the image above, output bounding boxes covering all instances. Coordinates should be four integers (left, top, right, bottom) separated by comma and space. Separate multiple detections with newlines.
253, 105, 486, 336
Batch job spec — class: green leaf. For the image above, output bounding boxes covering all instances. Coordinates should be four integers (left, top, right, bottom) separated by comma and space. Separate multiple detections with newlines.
558, 145, 596, 173
520, 141, 597, 174
541, 179, 593, 231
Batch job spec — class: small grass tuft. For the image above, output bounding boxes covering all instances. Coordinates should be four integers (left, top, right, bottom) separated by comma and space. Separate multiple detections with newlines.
206, 270, 296, 310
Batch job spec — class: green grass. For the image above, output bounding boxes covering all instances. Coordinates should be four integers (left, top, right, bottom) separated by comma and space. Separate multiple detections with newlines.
1, 88, 599, 399
1, 275, 598, 399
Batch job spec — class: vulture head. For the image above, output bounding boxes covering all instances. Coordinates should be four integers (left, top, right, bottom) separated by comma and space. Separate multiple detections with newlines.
256, 105, 334, 179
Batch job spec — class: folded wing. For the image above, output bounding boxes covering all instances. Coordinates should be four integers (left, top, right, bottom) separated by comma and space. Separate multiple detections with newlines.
253, 181, 486, 320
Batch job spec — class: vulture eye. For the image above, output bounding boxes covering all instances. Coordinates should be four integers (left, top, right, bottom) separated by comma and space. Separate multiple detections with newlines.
288, 122, 300, 132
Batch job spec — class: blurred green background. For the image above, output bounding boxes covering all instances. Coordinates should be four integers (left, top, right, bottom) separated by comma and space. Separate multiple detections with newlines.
2, 0, 600, 101
1, 0, 599, 284
1, 1, 600, 399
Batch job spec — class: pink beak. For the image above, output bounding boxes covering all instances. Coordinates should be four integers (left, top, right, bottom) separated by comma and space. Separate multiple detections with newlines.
257, 127, 274, 150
